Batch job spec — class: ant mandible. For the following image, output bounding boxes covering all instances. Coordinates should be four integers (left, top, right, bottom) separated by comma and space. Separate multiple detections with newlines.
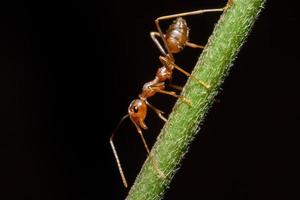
110, 0, 233, 188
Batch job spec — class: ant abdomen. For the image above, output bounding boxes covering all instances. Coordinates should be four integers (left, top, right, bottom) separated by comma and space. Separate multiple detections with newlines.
165, 17, 189, 53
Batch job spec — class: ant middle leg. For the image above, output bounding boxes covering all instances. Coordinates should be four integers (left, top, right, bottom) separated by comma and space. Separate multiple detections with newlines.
166, 77, 184, 91
159, 56, 210, 89
172, 62, 210, 89
186, 42, 205, 49
152, 88, 192, 105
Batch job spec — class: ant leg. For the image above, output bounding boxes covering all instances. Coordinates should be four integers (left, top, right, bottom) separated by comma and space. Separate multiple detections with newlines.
172, 61, 210, 89
159, 55, 210, 89
169, 83, 183, 91
150, 32, 167, 56
132, 122, 166, 178
155, 5, 229, 59
156, 8, 225, 22
154, 19, 174, 61
186, 42, 205, 49
153, 88, 192, 105
145, 100, 167, 122
166, 75, 183, 91
109, 114, 130, 188
225, 0, 234, 10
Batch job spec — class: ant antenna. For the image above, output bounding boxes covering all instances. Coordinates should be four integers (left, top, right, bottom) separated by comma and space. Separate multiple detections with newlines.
109, 114, 129, 188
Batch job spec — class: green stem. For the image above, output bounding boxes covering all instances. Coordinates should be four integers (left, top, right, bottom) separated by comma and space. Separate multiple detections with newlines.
126, 0, 265, 199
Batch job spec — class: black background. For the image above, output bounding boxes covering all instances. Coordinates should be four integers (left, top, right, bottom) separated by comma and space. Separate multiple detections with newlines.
1, 0, 299, 199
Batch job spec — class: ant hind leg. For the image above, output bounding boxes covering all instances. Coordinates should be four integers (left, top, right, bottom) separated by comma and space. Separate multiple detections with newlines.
150, 32, 168, 56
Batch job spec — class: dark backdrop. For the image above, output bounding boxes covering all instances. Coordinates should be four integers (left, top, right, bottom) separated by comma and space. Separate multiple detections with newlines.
1, 0, 299, 199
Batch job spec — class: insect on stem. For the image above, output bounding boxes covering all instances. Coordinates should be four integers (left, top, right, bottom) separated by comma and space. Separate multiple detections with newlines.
109, 1, 231, 188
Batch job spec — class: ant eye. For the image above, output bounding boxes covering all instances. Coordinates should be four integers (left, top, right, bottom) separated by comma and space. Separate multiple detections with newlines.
133, 106, 139, 113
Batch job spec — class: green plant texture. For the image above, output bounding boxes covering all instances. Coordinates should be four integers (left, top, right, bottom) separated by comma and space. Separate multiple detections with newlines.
126, 0, 266, 199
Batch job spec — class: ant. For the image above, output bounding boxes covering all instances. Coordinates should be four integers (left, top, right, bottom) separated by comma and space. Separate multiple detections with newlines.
110, 0, 233, 188
110, 60, 191, 188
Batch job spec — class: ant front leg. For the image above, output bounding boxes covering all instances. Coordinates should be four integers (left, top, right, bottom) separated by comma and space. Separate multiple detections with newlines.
145, 100, 167, 122
132, 122, 166, 179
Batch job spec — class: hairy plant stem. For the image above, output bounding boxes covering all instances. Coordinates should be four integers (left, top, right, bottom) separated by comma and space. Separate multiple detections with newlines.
126, 0, 265, 199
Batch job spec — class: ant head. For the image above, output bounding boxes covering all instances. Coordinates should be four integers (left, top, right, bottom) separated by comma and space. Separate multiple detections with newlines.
128, 99, 148, 130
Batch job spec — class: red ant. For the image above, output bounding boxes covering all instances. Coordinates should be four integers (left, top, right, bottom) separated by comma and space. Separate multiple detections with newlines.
110, 1, 232, 188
